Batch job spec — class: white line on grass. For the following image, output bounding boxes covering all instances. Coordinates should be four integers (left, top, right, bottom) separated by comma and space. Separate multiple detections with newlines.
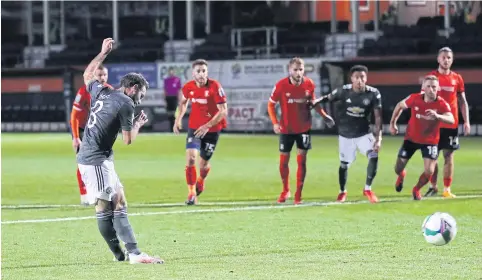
3, 194, 482, 210
1, 201, 272, 209
2, 194, 482, 225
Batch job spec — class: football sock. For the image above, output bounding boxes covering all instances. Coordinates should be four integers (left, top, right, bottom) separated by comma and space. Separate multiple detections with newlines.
430, 164, 439, 187
296, 154, 307, 192
279, 154, 290, 192
415, 173, 431, 190
185, 166, 197, 195
96, 209, 125, 261
113, 207, 141, 255
397, 169, 406, 178
443, 177, 452, 192
76, 168, 87, 195
339, 163, 348, 193
198, 167, 211, 184
366, 157, 378, 187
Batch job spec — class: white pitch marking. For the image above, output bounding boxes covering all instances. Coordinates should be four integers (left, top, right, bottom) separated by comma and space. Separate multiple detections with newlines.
2, 195, 482, 225
2, 194, 482, 210
1, 200, 271, 209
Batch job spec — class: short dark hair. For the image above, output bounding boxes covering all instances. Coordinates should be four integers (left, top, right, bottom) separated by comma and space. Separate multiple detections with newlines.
120, 72, 149, 89
168, 66, 174, 72
349, 65, 368, 76
192, 59, 208, 68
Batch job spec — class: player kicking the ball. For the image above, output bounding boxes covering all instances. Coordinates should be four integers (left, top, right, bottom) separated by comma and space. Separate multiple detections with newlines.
312, 65, 382, 203
425, 47, 470, 198
173, 59, 228, 205
70, 64, 112, 205
268, 57, 335, 204
389, 75, 454, 200
77, 38, 163, 264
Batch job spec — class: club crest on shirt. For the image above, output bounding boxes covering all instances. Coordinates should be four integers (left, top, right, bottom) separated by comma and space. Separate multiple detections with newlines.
190, 91, 194, 96
286, 92, 291, 97
414, 106, 419, 111
451, 79, 456, 85
205, 90, 209, 97
363, 98, 370, 105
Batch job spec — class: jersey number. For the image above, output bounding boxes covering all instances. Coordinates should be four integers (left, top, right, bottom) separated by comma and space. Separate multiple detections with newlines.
205, 143, 215, 153
449, 136, 459, 147
87, 101, 104, 129
301, 134, 310, 146
427, 145, 438, 157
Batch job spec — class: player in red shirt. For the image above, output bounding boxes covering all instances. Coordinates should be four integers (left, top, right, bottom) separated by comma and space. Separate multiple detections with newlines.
173, 59, 228, 205
70, 64, 111, 205
389, 75, 455, 200
268, 57, 334, 204
424, 47, 470, 198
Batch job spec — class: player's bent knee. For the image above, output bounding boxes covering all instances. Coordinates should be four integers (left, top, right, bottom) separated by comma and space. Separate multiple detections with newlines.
424, 169, 435, 177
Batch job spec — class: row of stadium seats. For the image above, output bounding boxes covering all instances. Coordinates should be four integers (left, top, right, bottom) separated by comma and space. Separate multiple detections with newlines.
190, 22, 329, 60
46, 36, 167, 66
2, 105, 66, 123
359, 16, 482, 56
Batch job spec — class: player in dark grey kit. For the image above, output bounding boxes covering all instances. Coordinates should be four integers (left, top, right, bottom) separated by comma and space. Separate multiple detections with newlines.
77, 38, 163, 264
312, 65, 382, 203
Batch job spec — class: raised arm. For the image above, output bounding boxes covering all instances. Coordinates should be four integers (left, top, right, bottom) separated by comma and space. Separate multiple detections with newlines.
84, 38, 114, 86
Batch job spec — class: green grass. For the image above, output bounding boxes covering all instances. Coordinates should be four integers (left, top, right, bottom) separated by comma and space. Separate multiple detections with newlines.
2, 133, 482, 280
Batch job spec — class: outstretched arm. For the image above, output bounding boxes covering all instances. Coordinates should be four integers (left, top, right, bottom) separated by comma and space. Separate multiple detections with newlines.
83, 38, 114, 86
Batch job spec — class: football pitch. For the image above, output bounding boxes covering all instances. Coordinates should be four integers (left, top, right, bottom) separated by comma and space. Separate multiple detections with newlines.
2, 133, 482, 280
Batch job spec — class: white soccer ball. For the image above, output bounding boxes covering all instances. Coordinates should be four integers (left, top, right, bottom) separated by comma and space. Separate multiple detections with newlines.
422, 212, 457, 246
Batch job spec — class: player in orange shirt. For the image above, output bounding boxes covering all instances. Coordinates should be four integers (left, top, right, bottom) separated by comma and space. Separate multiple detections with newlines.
268, 57, 334, 204
390, 75, 454, 200
424, 47, 470, 198
173, 59, 228, 205
70, 64, 111, 205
